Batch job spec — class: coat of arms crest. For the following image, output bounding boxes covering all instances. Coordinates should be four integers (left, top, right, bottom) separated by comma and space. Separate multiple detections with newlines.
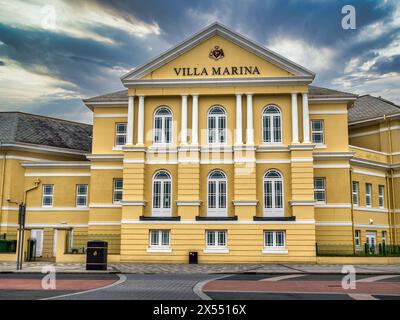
209, 46, 225, 60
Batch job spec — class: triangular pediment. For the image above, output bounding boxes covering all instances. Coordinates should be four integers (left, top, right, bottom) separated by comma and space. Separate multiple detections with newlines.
121, 22, 314, 84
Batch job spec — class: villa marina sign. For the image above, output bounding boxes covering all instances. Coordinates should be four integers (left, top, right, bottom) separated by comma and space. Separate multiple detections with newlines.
173, 66, 261, 77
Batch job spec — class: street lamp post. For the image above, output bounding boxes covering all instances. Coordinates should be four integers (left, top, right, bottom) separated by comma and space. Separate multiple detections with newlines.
10, 178, 41, 270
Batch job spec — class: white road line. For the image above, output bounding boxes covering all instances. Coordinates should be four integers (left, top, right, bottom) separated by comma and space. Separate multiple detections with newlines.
193, 275, 231, 300
260, 274, 307, 282
357, 275, 399, 283
40, 274, 127, 300
348, 293, 378, 300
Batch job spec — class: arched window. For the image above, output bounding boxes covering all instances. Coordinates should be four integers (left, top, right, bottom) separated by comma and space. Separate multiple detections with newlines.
208, 106, 226, 144
153, 107, 173, 144
207, 170, 227, 216
262, 105, 282, 143
263, 170, 284, 216
152, 170, 172, 216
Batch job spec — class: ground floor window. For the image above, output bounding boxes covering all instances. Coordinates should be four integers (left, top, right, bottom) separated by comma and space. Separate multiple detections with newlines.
354, 230, 361, 247
149, 230, 170, 249
205, 230, 227, 251
264, 231, 286, 248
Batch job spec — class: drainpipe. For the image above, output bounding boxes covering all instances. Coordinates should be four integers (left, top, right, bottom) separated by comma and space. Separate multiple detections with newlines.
0, 143, 6, 233
349, 167, 356, 254
385, 115, 397, 245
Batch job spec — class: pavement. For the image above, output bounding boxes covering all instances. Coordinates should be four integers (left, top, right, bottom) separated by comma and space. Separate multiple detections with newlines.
1, 262, 400, 274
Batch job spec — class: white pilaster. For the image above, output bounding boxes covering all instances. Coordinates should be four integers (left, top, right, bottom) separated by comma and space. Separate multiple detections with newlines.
291, 93, 299, 144
191, 95, 199, 145
302, 93, 310, 143
246, 94, 254, 145
137, 95, 145, 145
181, 95, 188, 145
127, 96, 134, 145
235, 94, 243, 145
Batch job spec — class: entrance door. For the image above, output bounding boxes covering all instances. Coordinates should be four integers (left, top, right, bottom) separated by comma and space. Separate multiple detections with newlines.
30, 229, 44, 257
366, 231, 376, 254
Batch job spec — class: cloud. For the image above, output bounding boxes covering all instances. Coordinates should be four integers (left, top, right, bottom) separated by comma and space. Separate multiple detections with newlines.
267, 38, 336, 73
0, 0, 161, 44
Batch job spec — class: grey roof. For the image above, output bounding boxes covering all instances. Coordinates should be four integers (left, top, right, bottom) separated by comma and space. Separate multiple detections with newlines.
83, 89, 128, 103
0, 112, 92, 152
309, 85, 357, 99
349, 95, 400, 124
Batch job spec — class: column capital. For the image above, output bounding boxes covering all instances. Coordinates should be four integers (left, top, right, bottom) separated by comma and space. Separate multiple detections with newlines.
191, 93, 199, 97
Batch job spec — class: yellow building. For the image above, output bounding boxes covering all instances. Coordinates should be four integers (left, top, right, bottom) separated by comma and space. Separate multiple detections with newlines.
0, 23, 399, 263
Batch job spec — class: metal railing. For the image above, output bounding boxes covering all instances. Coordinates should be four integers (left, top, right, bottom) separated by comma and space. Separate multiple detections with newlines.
316, 243, 400, 257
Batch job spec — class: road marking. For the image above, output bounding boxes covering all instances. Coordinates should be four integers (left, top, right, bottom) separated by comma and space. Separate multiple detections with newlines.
357, 275, 399, 283
260, 274, 306, 281
193, 275, 231, 300
40, 274, 127, 300
348, 293, 378, 300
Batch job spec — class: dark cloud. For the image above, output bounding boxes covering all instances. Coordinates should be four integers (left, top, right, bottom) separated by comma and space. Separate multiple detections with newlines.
0, 60, 5, 66
0, 0, 399, 121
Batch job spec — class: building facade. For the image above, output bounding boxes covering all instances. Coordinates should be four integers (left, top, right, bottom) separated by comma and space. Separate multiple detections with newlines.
0, 23, 399, 263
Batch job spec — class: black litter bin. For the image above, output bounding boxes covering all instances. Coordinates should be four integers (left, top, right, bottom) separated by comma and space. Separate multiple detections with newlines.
189, 251, 198, 264
86, 240, 108, 271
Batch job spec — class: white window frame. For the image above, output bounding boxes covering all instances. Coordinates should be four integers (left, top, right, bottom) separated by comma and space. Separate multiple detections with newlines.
113, 178, 123, 204
263, 231, 288, 254
311, 120, 324, 144
207, 106, 227, 146
42, 184, 54, 208
378, 185, 385, 209
153, 107, 173, 145
352, 181, 359, 207
263, 170, 284, 217
148, 230, 171, 253
204, 230, 228, 253
207, 170, 227, 217
75, 184, 88, 208
355, 230, 361, 247
381, 231, 387, 245
152, 171, 172, 217
115, 122, 127, 146
365, 183, 372, 208
314, 178, 326, 203
262, 105, 282, 144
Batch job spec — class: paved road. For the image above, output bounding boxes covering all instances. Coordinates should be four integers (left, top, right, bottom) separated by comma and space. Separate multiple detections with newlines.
203, 273, 400, 300
0, 273, 399, 300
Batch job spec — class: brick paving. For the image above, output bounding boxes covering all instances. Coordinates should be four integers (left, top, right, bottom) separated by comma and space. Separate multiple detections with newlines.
0, 262, 399, 274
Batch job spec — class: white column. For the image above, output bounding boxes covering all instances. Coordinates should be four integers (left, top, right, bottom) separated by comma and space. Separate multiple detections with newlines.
302, 93, 310, 143
191, 95, 199, 145
291, 93, 299, 144
137, 95, 145, 145
235, 94, 243, 145
246, 94, 254, 145
181, 95, 188, 145
127, 96, 134, 145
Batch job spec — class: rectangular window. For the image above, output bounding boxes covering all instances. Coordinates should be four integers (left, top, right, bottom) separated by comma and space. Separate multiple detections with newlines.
149, 230, 170, 248
115, 123, 127, 146
76, 184, 88, 207
206, 230, 227, 248
314, 178, 326, 203
365, 183, 372, 208
378, 185, 385, 209
352, 181, 359, 206
311, 120, 324, 144
113, 179, 123, 204
264, 231, 286, 248
42, 184, 54, 207
355, 230, 361, 247
382, 231, 387, 246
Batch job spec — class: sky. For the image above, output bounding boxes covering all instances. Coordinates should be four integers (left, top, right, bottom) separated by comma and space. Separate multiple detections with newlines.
0, 0, 399, 124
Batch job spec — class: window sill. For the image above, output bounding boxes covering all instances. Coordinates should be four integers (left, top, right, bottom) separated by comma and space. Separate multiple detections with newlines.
112, 146, 123, 151
262, 248, 288, 254
196, 216, 237, 221
314, 144, 327, 149
140, 216, 181, 221
203, 248, 229, 254
147, 247, 172, 253
255, 216, 295, 221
